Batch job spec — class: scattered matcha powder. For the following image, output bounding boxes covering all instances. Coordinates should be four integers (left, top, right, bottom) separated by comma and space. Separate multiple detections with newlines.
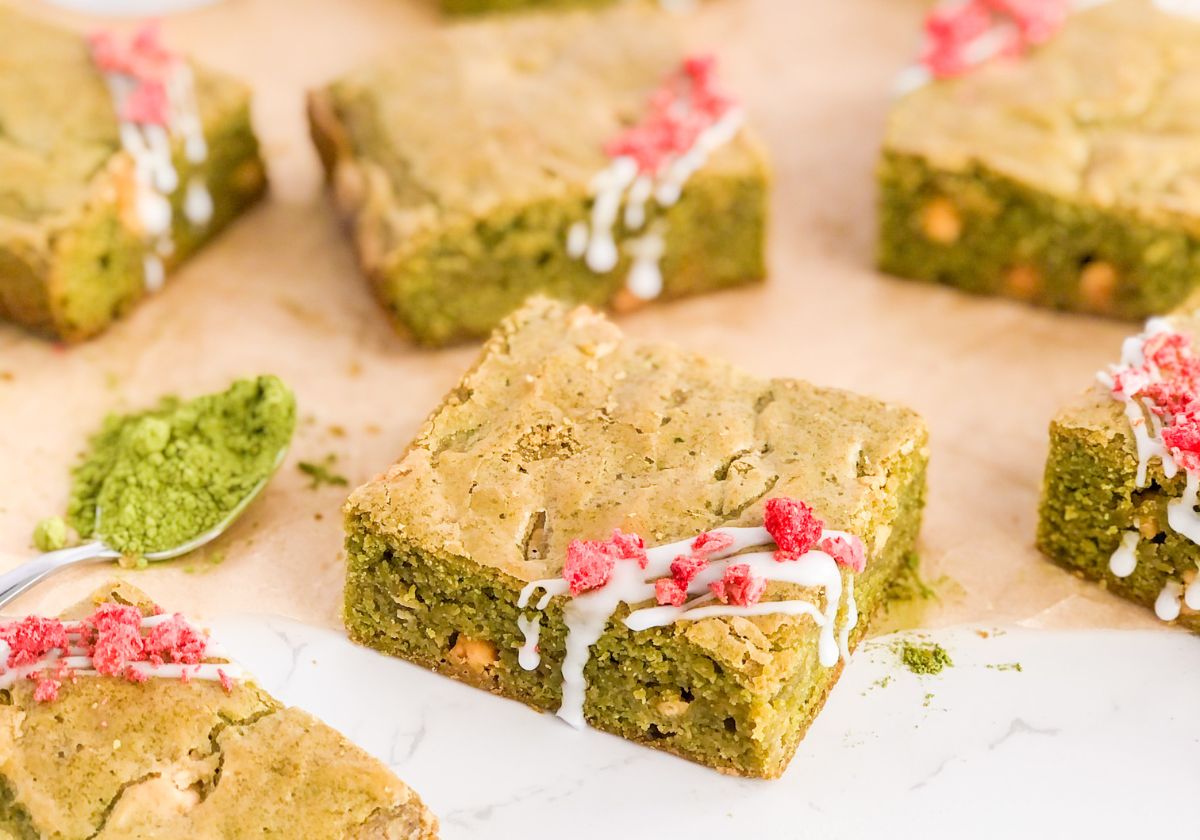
66, 376, 296, 559
298, 455, 349, 490
899, 641, 954, 675
32, 516, 69, 552
987, 662, 1023, 673
884, 552, 937, 603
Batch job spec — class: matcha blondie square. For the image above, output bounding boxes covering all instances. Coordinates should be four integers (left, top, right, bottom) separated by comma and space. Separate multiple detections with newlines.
0, 582, 438, 839
307, 8, 768, 347
879, 0, 1200, 319
344, 297, 928, 778
0, 11, 267, 342
1038, 303, 1200, 632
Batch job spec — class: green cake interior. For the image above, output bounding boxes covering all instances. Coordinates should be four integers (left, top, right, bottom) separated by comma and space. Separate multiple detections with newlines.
878, 0, 1200, 319
344, 298, 928, 778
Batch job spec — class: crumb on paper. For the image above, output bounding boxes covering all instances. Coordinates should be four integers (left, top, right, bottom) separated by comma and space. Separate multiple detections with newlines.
298, 455, 349, 490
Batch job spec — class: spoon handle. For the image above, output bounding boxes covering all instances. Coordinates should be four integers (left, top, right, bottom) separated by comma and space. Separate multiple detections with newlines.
0, 542, 119, 611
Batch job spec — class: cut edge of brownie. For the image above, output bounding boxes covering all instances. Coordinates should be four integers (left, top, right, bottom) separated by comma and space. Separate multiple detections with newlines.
343, 298, 929, 777
877, 149, 1200, 321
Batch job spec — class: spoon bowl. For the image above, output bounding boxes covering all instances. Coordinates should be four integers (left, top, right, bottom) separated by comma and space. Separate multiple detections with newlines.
0, 447, 288, 610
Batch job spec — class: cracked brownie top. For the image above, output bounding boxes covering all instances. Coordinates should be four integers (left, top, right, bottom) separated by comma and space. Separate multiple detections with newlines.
347, 297, 927, 582
885, 0, 1200, 226
0, 7, 248, 225
314, 7, 762, 227
0, 583, 437, 839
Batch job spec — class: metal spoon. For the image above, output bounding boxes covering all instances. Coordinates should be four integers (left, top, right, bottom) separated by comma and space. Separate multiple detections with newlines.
0, 448, 288, 609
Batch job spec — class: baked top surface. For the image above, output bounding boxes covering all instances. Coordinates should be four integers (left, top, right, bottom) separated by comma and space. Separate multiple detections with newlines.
0, 7, 248, 226
320, 7, 761, 223
347, 297, 926, 582
884, 0, 1200, 222
0, 583, 434, 838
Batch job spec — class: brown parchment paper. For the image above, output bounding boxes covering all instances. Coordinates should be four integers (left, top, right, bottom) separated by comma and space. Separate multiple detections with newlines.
0, 0, 1162, 634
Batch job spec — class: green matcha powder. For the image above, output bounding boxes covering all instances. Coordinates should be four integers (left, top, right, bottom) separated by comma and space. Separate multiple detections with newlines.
63, 375, 296, 558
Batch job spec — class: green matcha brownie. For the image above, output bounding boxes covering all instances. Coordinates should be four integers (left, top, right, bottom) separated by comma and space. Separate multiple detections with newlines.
308, 8, 768, 347
879, 0, 1200, 319
0, 13, 267, 342
0, 582, 438, 839
1039, 305, 1200, 631
344, 297, 928, 777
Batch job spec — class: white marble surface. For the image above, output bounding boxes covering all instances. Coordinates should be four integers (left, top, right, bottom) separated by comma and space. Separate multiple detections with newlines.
208, 617, 1200, 839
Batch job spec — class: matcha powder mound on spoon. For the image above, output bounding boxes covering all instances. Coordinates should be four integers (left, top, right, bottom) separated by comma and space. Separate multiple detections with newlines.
66, 375, 297, 559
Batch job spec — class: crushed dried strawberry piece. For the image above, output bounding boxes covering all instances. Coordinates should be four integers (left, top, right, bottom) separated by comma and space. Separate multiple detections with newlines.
691, 531, 734, 556
654, 577, 689, 607
1143, 331, 1200, 382
1142, 381, 1199, 419
143, 614, 208, 666
0, 616, 68, 669
88, 23, 176, 81
32, 673, 61, 703
986, 0, 1070, 44
603, 55, 736, 175
217, 668, 235, 694
121, 80, 170, 125
920, 0, 1067, 79
562, 529, 646, 595
88, 604, 146, 677
669, 551, 708, 588
764, 497, 824, 560
819, 535, 867, 574
1163, 418, 1200, 472
709, 564, 766, 607
608, 530, 648, 568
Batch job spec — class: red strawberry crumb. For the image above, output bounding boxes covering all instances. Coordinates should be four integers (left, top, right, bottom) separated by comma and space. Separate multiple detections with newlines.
32, 674, 61, 703
122, 80, 170, 126
820, 535, 867, 574
143, 614, 208, 666
669, 552, 708, 588
709, 564, 766, 607
655, 577, 688, 607
217, 668, 234, 694
0, 617, 68, 669
1163, 419, 1200, 472
691, 531, 734, 556
562, 529, 647, 595
764, 497, 824, 560
89, 604, 146, 677
124, 666, 148, 684
603, 55, 736, 175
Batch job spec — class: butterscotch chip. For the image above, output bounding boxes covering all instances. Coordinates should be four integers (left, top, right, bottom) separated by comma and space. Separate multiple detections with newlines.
1080, 261, 1118, 311
918, 197, 962, 244
449, 636, 499, 671
1005, 264, 1041, 300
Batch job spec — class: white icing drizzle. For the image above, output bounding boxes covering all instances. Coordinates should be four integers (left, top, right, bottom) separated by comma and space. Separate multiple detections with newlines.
0, 615, 243, 694
517, 524, 861, 729
1186, 568, 1200, 611
96, 50, 211, 293
1108, 530, 1140, 578
516, 613, 541, 670
568, 101, 744, 300
624, 227, 666, 301
1155, 581, 1183, 622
